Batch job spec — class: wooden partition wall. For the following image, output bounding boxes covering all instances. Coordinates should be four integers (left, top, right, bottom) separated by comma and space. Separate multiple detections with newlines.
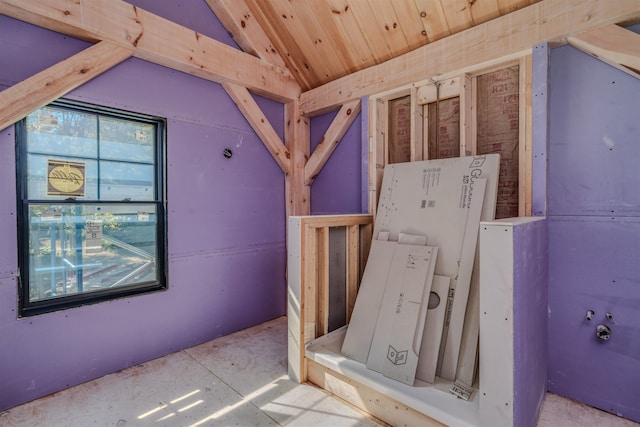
286, 214, 373, 383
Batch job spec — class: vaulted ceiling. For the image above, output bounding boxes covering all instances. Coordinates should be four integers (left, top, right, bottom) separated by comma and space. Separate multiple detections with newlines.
207, 0, 540, 91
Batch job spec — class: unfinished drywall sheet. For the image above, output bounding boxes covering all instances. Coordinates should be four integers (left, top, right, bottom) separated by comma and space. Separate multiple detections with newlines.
365, 245, 438, 385
416, 274, 450, 384
341, 240, 397, 363
479, 217, 547, 427
373, 156, 499, 380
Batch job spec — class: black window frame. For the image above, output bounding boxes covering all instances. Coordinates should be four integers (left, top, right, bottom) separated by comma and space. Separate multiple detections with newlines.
16, 99, 167, 317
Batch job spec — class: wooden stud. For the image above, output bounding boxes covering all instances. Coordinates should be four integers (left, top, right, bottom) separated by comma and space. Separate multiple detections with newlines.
304, 224, 318, 347
304, 99, 361, 185
410, 86, 424, 161
346, 224, 359, 322
0, 41, 133, 131
316, 226, 330, 337
460, 74, 473, 156
521, 54, 533, 216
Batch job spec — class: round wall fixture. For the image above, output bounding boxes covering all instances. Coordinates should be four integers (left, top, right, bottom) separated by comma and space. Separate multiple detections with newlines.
223, 148, 233, 159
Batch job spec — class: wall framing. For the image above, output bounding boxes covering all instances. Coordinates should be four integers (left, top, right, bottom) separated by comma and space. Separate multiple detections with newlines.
368, 56, 533, 217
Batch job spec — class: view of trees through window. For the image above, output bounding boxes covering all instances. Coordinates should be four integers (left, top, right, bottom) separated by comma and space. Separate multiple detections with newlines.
18, 100, 166, 315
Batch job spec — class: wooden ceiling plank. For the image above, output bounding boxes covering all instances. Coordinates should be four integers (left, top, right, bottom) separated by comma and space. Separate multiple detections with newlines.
0, 41, 133, 131
301, 0, 640, 115
468, 0, 501, 26
303, 0, 362, 76
366, 1, 412, 57
438, 0, 474, 34
568, 24, 640, 79
222, 82, 291, 174
413, 0, 451, 42
242, 0, 315, 91
263, 0, 334, 88
390, 1, 431, 49
496, 0, 534, 14
0, 0, 300, 102
245, 0, 323, 91
289, 0, 351, 83
323, 0, 378, 71
345, 0, 394, 64
204, 0, 287, 68
304, 99, 361, 185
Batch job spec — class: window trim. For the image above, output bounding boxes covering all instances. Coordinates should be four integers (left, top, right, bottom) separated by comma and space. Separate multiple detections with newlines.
16, 99, 168, 317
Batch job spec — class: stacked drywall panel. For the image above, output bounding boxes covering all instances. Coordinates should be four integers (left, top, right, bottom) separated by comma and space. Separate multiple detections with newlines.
342, 155, 500, 387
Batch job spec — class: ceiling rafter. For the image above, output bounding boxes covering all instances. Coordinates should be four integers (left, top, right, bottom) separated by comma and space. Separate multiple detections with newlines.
204, 0, 287, 69
0, 41, 133, 131
0, 0, 300, 102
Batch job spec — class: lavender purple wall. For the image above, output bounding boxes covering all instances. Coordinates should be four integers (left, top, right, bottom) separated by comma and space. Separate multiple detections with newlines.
310, 108, 364, 215
0, 3, 289, 410
546, 33, 640, 421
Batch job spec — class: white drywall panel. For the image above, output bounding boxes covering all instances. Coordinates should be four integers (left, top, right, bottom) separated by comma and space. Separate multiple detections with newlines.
378, 246, 438, 385
367, 244, 435, 374
372, 156, 499, 381
455, 249, 481, 386
415, 274, 451, 384
341, 240, 397, 363
479, 221, 515, 426
440, 177, 486, 380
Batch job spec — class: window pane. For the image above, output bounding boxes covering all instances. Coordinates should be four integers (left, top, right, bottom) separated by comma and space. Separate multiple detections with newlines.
99, 161, 155, 201
27, 154, 98, 200
26, 106, 98, 158
99, 116, 155, 163
27, 203, 159, 302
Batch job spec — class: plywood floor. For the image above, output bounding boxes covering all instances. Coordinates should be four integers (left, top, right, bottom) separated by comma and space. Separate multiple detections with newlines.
1, 317, 637, 427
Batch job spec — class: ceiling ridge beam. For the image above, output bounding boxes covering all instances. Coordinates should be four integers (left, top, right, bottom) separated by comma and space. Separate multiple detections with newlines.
568, 24, 640, 79
223, 82, 291, 174
304, 99, 361, 185
0, 0, 300, 102
0, 41, 133, 131
300, 0, 640, 115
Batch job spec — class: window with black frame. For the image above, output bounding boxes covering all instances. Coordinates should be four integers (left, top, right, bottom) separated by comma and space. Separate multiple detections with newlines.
16, 99, 166, 316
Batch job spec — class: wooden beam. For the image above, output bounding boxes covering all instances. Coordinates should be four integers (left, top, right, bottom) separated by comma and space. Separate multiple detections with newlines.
300, 0, 640, 115
568, 24, 640, 79
0, 0, 300, 102
284, 98, 310, 217
204, 0, 287, 69
0, 41, 133, 131
304, 99, 361, 185
223, 82, 291, 174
